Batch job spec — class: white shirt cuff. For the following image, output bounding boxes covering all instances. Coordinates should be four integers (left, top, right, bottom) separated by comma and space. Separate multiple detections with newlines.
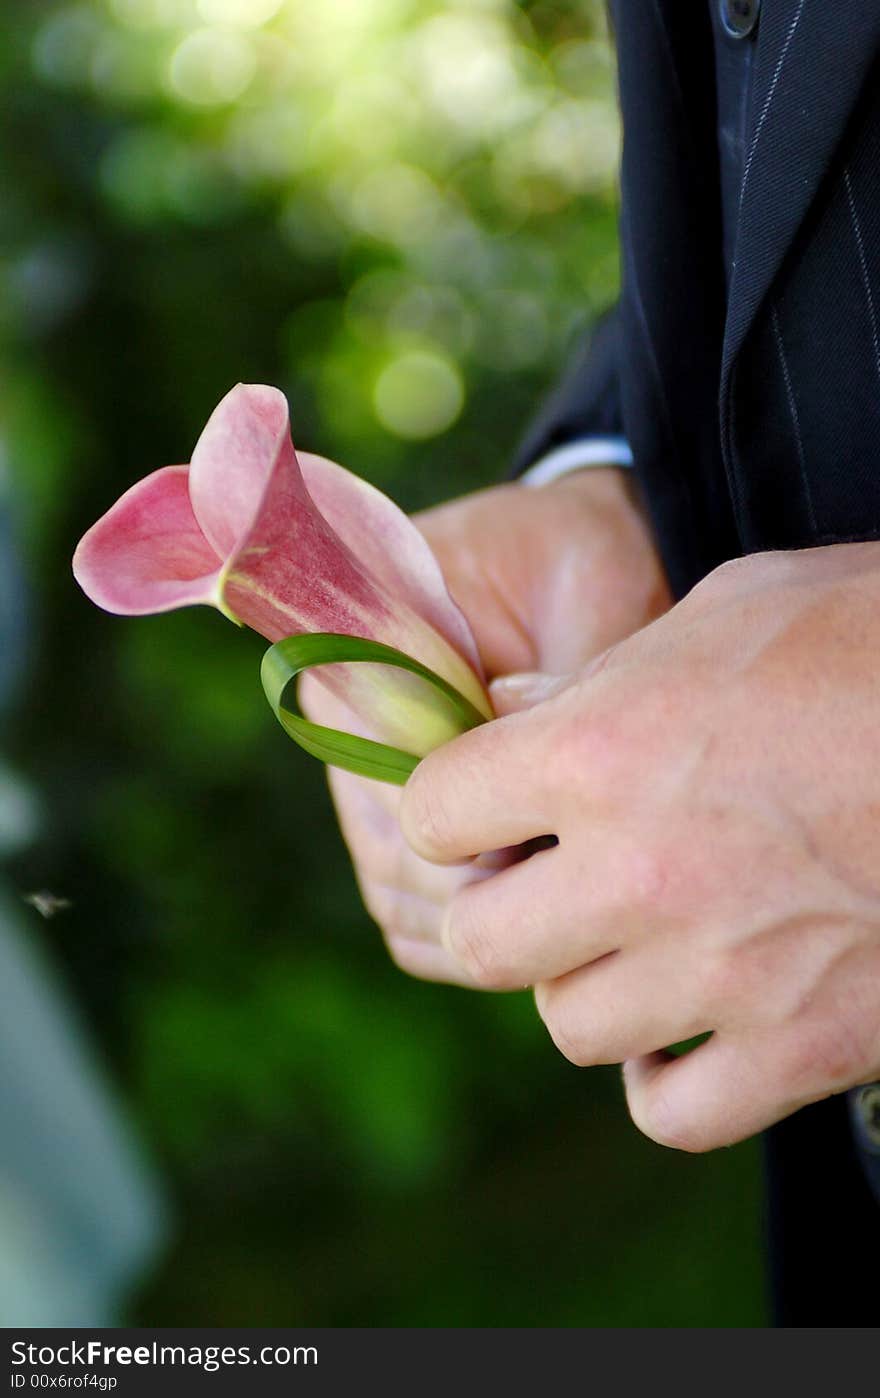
521, 436, 634, 487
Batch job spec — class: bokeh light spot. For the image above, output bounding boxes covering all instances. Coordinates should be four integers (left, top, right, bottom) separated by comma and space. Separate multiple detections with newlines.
32, 6, 103, 87
91, 30, 158, 100
373, 352, 464, 440
197, 0, 283, 26
168, 28, 256, 106
110, 0, 194, 27
350, 165, 445, 247
473, 290, 549, 369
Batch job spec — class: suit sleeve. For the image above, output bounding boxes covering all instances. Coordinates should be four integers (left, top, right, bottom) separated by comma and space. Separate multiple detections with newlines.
510, 307, 625, 477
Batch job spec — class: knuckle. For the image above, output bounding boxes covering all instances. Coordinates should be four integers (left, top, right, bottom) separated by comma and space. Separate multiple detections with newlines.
793, 1015, 873, 1092
551, 705, 622, 798
699, 949, 745, 1018
363, 883, 433, 947
361, 883, 399, 937
400, 766, 451, 860
584, 840, 674, 931
623, 841, 675, 916
384, 936, 428, 980
691, 555, 750, 599
556, 692, 675, 808
687, 551, 790, 612
347, 825, 407, 895
628, 1086, 707, 1153
539, 988, 595, 1067
444, 894, 510, 989
708, 554, 750, 584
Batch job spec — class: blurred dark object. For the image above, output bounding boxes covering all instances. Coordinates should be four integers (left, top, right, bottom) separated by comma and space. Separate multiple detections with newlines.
0, 479, 165, 1322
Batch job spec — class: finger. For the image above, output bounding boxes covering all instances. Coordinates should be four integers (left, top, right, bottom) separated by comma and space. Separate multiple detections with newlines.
368, 885, 496, 986
535, 939, 715, 1066
328, 768, 466, 902
327, 764, 402, 836
363, 875, 494, 986
361, 848, 501, 930
490, 643, 618, 719
383, 933, 486, 988
442, 844, 625, 988
489, 671, 574, 717
362, 879, 448, 942
412, 488, 539, 680
622, 1024, 834, 1153
399, 706, 561, 864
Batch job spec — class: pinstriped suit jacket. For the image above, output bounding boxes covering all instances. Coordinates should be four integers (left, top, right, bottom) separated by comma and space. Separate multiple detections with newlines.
520, 1, 880, 597
516, 0, 880, 1325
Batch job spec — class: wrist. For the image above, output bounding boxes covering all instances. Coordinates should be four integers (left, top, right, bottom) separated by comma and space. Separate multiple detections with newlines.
544, 462, 644, 515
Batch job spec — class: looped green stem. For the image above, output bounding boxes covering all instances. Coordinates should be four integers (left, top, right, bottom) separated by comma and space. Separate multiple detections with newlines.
261, 632, 487, 785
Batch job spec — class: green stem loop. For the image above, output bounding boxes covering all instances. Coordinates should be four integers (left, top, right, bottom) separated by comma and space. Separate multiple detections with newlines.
261, 633, 487, 785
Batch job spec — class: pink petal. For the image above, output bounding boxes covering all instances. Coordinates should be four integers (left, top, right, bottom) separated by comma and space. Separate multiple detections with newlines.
73, 466, 223, 615
188, 383, 291, 559
298, 452, 483, 679
189, 385, 483, 692
187, 382, 387, 649
74, 381, 492, 752
219, 434, 386, 643
222, 437, 492, 722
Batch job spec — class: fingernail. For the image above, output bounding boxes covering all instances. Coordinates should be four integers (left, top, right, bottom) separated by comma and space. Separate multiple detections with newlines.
489, 671, 571, 715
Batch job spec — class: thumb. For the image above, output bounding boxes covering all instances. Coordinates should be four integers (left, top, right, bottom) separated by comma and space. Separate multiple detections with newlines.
489, 671, 575, 717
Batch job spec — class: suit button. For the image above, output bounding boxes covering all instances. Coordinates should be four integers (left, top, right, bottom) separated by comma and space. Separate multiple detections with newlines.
721, 0, 761, 38
849, 1083, 880, 1153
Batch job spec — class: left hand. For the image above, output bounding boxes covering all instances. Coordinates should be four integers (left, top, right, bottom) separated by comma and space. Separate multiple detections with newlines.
301, 469, 669, 985
398, 543, 880, 1150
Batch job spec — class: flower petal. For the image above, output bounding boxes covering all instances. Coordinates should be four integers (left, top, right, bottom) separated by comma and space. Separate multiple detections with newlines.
223, 453, 493, 725
193, 392, 493, 731
187, 382, 398, 652
73, 466, 223, 615
298, 451, 484, 679
188, 383, 291, 559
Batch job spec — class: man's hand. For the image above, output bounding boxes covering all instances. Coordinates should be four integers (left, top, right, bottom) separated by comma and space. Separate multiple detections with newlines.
301, 468, 671, 984
398, 543, 880, 1147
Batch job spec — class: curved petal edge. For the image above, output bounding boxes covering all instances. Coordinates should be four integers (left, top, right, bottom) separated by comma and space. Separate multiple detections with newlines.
72, 465, 223, 616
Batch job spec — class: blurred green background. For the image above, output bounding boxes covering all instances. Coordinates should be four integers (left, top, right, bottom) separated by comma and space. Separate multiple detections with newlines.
0, 0, 766, 1325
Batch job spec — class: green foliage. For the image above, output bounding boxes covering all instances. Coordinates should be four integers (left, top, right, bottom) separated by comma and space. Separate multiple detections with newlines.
1, 0, 765, 1325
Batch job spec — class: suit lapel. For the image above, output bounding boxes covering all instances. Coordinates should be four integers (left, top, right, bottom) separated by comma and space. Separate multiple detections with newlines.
721, 0, 880, 395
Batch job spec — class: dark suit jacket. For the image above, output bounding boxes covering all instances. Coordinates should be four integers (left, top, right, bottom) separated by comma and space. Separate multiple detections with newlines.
518, 1, 880, 1325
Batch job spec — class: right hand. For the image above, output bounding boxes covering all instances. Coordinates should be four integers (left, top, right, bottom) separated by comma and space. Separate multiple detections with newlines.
301, 467, 672, 985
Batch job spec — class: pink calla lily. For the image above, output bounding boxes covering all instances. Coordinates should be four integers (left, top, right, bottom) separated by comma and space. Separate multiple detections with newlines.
73, 383, 491, 754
